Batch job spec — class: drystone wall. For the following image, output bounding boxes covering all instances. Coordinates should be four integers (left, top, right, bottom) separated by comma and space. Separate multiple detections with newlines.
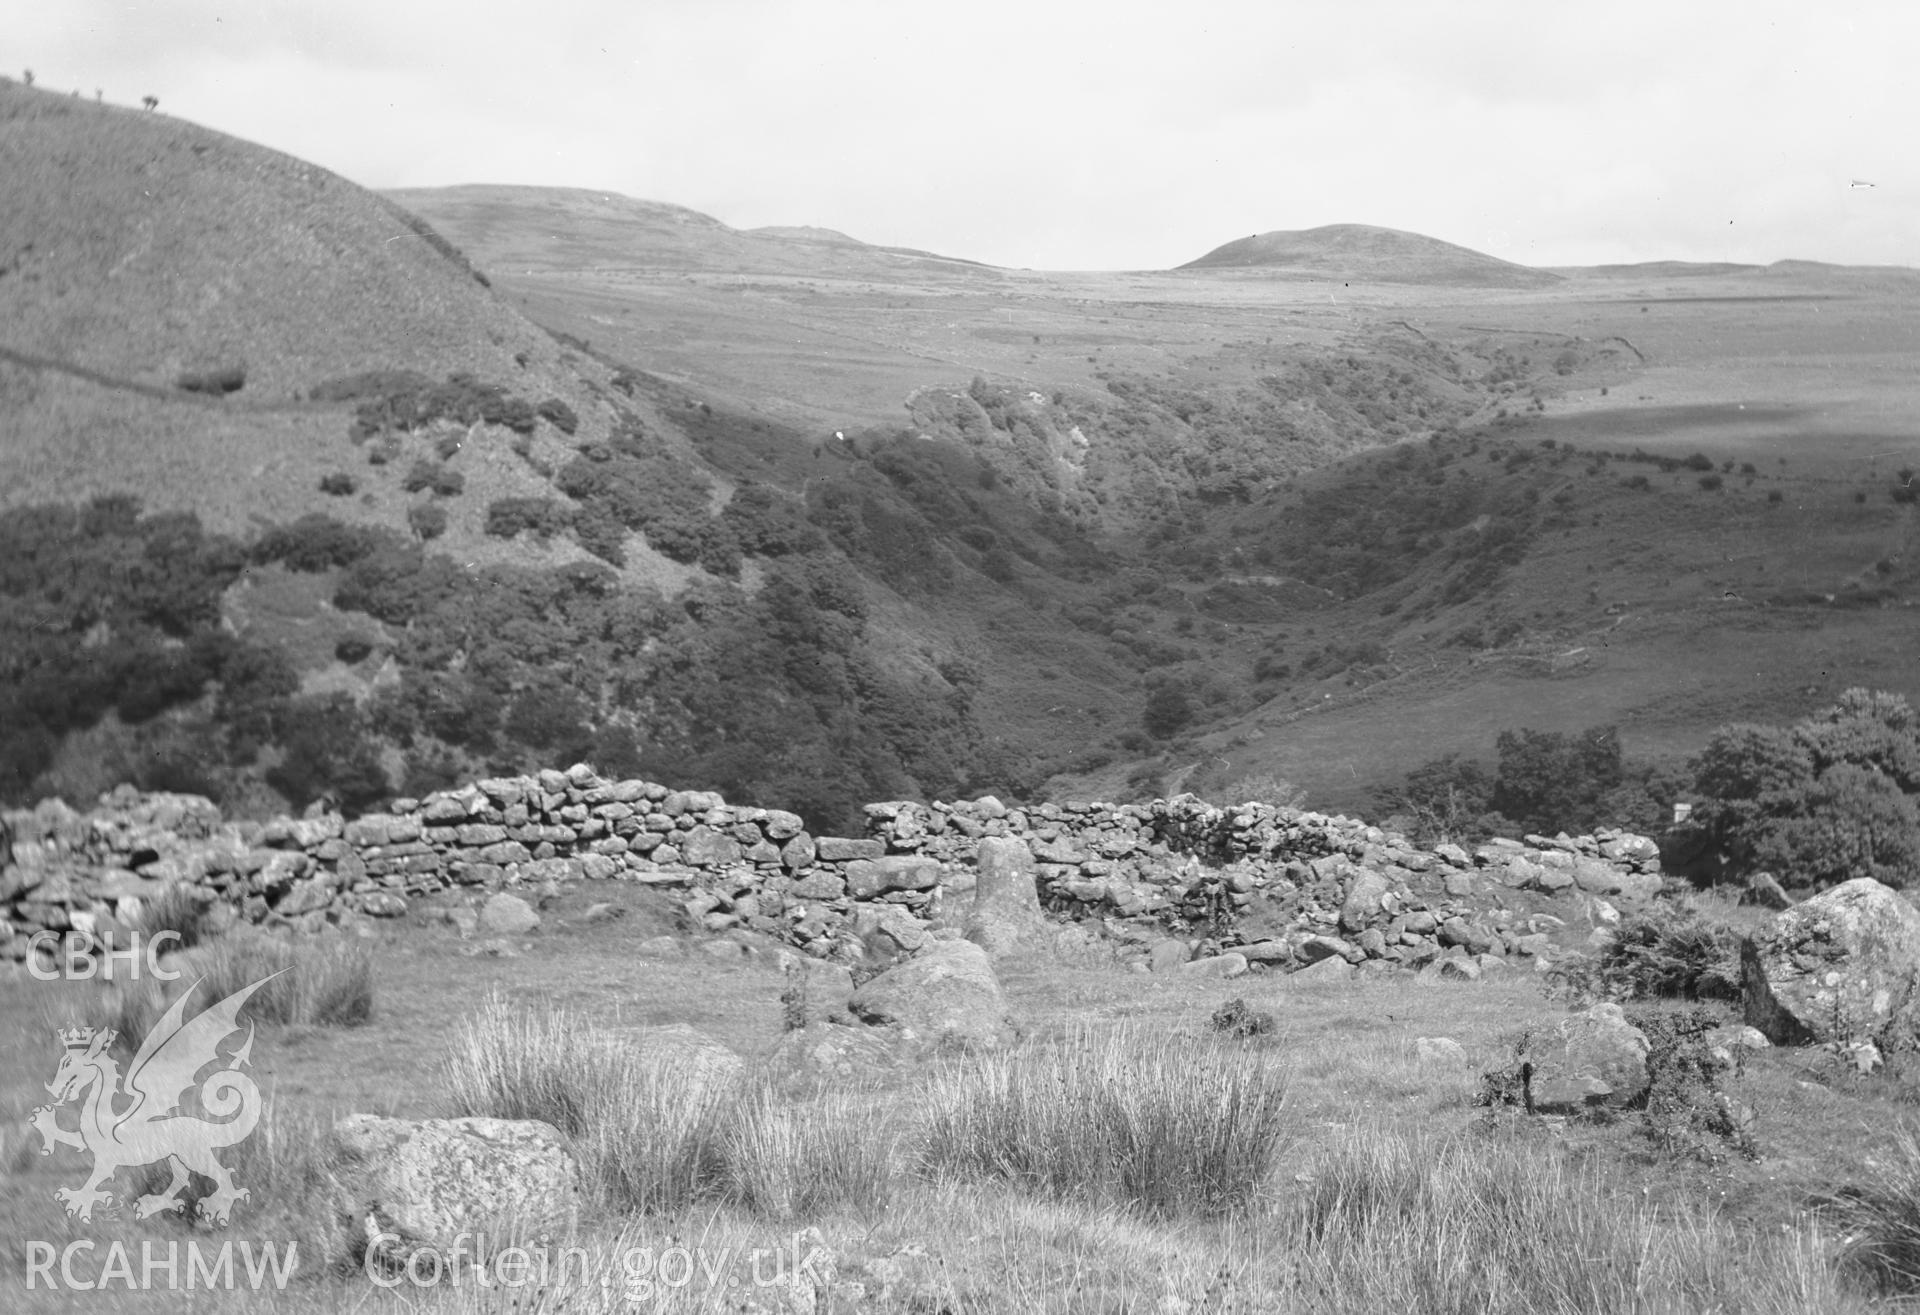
1, 766, 1664, 974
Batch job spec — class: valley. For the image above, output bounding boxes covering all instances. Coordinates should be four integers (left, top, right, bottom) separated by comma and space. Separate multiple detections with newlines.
5, 80, 1919, 840
398, 184, 1920, 818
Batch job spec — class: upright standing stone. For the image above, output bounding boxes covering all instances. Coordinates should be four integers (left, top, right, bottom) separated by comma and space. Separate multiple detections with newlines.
964, 836, 1047, 955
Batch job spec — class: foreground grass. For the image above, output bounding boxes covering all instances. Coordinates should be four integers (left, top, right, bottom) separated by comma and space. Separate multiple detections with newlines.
3, 907, 1915, 1312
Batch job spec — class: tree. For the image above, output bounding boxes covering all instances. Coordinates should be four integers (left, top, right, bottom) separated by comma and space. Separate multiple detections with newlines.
1372, 754, 1506, 846
1490, 725, 1625, 835
1686, 689, 1920, 891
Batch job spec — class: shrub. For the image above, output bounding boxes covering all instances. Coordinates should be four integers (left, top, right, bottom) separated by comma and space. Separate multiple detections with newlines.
1548, 901, 1743, 1003
252, 514, 385, 572
1627, 1003, 1759, 1161
337, 372, 537, 440
1684, 452, 1714, 472
1143, 685, 1194, 739
1767, 489, 1784, 504
922, 1023, 1291, 1216
484, 497, 572, 542
406, 502, 447, 541
1698, 474, 1724, 491
537, 398, 579, 434
318, 473, 356, 497
176, 365, 246, 396
403, 460, 464, 497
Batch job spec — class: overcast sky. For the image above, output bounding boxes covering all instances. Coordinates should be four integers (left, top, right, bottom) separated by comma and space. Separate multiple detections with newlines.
10, 1, 1915, 271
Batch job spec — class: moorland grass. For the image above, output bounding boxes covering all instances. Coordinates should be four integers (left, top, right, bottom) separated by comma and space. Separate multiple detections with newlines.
127, 881, 222, 950
9, 924, 1916, 1313
444, 992, 736, 1215
80, 929, 375, 1051
922, 1022, 1292, 1217
1282, 1123, 1850, 1314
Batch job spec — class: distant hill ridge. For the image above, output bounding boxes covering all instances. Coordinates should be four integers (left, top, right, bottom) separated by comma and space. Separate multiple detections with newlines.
387, 183, 997, 277
1179, 223, 1561, 287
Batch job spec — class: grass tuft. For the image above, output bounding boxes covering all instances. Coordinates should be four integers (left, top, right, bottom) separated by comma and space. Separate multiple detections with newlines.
1830, 1127, 1920, 1298
922, 1023, 1291, 1217
127, 881, 221, 950
444, 992, 736, 1215
83, 930, 375, 1049
725, 1086, 898, 1222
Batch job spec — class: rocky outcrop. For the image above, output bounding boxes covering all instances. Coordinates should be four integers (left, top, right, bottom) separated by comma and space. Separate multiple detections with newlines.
325, 1115, 581, 1269
1742, 877, 1920, 1048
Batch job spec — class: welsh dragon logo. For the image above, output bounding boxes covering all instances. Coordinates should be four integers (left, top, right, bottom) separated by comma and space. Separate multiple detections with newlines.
30, 973, 279, 1225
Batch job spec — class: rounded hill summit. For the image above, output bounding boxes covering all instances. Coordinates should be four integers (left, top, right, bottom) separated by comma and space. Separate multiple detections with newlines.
1178, 223, 1559, 287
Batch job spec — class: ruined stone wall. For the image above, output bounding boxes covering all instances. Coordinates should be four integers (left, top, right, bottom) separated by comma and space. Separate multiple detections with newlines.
1, 767, 1664, 973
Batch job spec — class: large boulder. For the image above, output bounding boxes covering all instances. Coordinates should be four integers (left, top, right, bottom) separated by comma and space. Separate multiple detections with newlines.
849, 938, 1014, 1048
1508, 1004, 1650, 1115
1742, 877, 1920, 1047
326, 1115, 581, 1268
963, 837, 1047, 955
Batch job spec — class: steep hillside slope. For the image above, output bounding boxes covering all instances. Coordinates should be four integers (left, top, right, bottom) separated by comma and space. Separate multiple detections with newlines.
0, 81, 622, 553
0, 88, 1015, 827
1180, 224, 1559, 287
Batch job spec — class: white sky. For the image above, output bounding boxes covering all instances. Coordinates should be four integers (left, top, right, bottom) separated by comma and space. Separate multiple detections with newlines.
8, 0, 1916, 271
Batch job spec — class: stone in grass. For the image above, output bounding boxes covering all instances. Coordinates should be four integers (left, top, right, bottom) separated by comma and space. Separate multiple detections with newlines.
1177, 952, 1249, 979
324, 1115, 581, 1270
1210, 997, 1277, 1037
1147, 938, 1194, 973
478, 893, 539, 936
1415, 1036, 1470, 1069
